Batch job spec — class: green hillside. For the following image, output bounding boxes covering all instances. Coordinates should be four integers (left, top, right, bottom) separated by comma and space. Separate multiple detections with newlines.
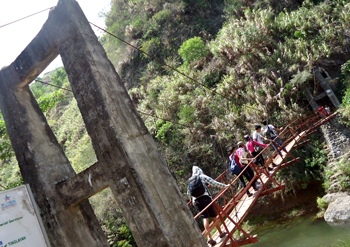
103, 0, 350, 184
1, 0, 350, 246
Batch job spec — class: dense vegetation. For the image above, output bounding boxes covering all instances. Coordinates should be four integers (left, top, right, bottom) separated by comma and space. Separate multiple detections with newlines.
1, 0, 350, 246
124, 0, 350, 188
100, 0, 226, 88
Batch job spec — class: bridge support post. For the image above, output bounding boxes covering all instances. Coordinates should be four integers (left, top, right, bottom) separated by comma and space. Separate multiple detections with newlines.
0, 71, 108, 246
52, 1, 207, 246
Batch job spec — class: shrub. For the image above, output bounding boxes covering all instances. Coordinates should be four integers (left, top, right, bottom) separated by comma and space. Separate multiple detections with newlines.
37, 90, 66, 113
202, 71, 222, 88
178, 105, 196, 125
51, 67, 67, 88
152, 9, 171, 25
178, 37, 208, 65
140, 37, 161, 59
102, 217, 136, 247
339, 60, 350, 124
316, 197, 327, 210
258, 88, 266, 96
155, 120, 176, 144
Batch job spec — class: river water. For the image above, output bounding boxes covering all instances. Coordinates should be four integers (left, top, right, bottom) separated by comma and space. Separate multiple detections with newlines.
248, 214, 350, 247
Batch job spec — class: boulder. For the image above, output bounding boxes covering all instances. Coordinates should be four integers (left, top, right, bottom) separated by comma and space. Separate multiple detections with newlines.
322, 192, 349, 204
323, 193, 350, 227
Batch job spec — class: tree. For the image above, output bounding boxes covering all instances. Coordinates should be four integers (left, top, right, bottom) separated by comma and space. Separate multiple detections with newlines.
178, 36, 208, 65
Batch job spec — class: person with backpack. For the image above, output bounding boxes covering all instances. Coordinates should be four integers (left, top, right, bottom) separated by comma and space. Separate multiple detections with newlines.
236, 141, 260, 188
228, 145, 258, 197
236, 141, 252, 166
253, 125, 276, 170
262, 120, 286, 157
187, 166, 228, 246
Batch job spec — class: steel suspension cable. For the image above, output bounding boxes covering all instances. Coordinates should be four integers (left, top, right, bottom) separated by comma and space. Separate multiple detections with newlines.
35, 79, 72, 92
0, 7, 55, 29
138, 110, 192, 128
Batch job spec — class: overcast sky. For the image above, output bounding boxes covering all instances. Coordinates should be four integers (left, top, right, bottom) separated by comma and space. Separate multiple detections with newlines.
0, 0, 111, 75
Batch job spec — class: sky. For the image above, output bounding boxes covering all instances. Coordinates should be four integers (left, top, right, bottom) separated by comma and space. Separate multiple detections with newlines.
0, 0, 111, 75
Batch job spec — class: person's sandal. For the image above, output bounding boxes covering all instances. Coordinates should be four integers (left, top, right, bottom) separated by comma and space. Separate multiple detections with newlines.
219, 232, 227, 238
208, 239, 216, 245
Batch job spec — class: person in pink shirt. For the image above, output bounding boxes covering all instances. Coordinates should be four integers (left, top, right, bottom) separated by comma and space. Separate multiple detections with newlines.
244, 134, 268, 168
236, 141, 258, 186
227, 146, 257, 197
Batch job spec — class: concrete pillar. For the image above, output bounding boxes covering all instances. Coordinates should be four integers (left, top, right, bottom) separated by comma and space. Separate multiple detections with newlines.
314, 67, 341, 108
0, 67, 108, 246
49, 0, 207, 246
304, 87, 319, 111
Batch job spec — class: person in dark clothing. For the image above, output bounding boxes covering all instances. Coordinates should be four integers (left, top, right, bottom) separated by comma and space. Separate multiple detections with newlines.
228, 145, 258, 197
236, 141, 259, 189
262, 119, 286, 157
187, 166, 228, 245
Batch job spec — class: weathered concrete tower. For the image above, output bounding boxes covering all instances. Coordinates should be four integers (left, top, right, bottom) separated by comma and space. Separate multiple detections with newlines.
304, 67, 350, 158
0, 0, 207, 246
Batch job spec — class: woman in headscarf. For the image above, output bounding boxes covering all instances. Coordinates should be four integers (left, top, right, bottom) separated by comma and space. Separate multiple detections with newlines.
187, 166, 228, 245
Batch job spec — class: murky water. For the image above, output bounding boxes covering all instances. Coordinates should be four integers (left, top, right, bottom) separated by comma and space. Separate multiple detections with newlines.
248, 214, 350, 247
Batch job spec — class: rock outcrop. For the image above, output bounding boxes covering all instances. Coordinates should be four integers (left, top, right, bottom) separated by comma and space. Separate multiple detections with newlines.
323, 192, 350, 227
320, 117, 350, 159
320, 117, 350, 227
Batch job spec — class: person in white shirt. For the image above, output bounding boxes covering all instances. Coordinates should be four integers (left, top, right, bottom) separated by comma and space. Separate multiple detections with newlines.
262, 120, 286, 156
253, 125, 276, 170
